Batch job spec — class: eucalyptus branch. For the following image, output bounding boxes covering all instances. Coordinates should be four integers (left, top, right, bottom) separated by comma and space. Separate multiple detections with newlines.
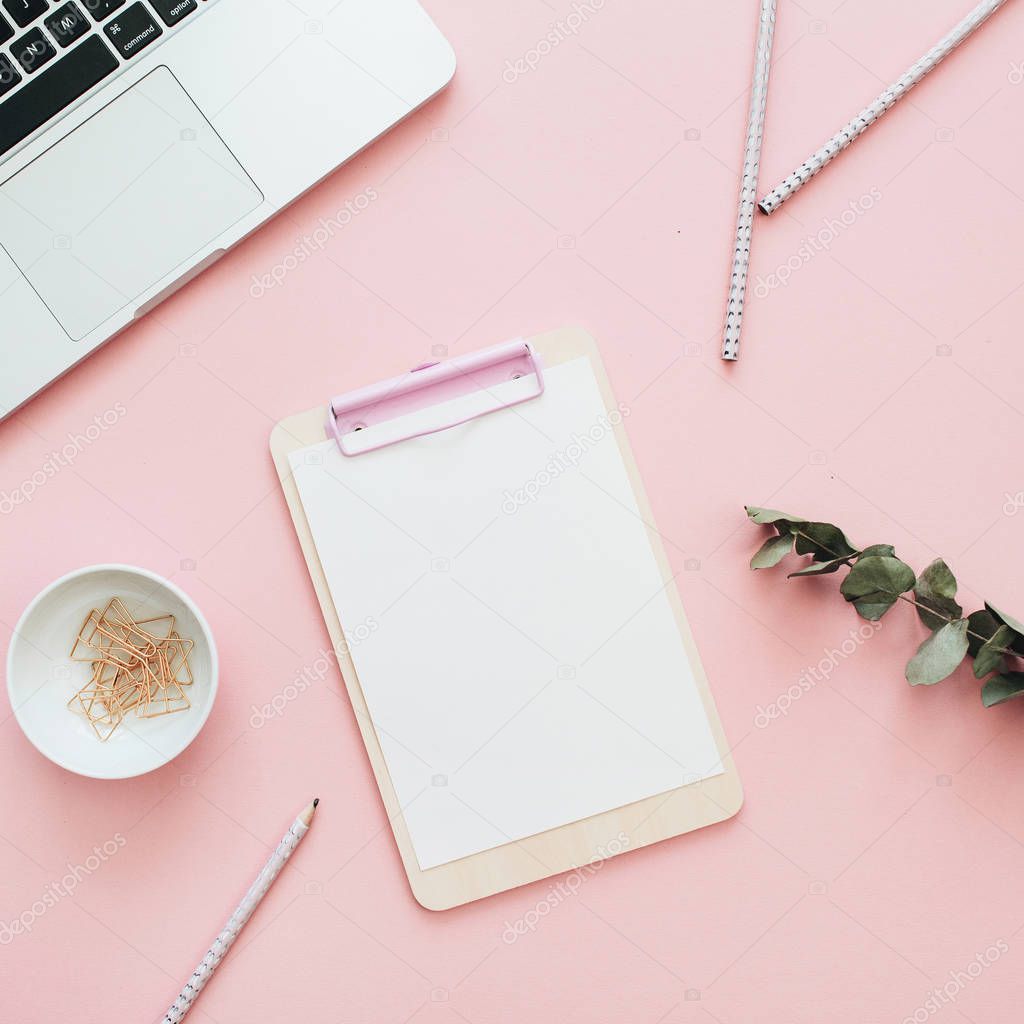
893, 594, 1017, 655
785, 528, 1017, 656
747, 507, 1024, 709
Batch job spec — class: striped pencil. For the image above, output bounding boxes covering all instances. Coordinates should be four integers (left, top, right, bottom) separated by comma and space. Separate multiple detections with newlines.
722, 0, 778, 362
161, 799, 319, 1023
758, 0, 1011, 215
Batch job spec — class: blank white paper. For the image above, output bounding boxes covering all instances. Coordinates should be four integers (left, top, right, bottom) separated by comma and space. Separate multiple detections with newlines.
290, 357, 723, 870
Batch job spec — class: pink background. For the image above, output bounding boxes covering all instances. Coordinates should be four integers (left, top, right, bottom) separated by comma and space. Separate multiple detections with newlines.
4, 0, 1024, 1020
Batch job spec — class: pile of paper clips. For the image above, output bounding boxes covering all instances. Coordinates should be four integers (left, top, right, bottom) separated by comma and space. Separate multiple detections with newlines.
68, 598, 195, 742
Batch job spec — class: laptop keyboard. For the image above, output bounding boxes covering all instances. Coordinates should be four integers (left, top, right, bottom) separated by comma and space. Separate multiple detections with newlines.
0, 0, 208, 160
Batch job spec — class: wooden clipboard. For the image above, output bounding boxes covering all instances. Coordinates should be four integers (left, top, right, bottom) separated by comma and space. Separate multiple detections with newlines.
270, 326, 742, 910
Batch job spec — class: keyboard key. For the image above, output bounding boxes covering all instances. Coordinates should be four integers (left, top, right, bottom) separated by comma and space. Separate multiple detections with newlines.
0, 52, 21, 96
0, 35, 117, 156
12, 27, 56, 73
0, 13, 14, 43
45, 1, 88, 46
2, 0, 47, 29
148, 0, 194, 27
81, 0, 122, 20
103, 2, 160, 58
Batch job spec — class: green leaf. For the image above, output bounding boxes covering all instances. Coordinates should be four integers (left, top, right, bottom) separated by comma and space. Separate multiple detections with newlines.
840, 555, 916, 620
986, 604, 1024, 653
859, 544, 896, 559
788, 555, 854, 578
967, 609, 1000, 657
914, 559, 963, 632
986, 603, 1024, 635
906, 619, 969, 686
745, 507, 807, 527
793, 522, 857, 562
982, 673, 1024, 708
973, 625, 1013, 679
750, 533, 794, 569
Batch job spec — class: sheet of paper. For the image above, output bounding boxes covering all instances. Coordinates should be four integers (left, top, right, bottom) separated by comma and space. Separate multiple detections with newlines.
290, 357, 723, 870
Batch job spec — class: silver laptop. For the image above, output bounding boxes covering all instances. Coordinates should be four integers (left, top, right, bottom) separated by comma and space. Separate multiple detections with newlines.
0, 0, 455, 417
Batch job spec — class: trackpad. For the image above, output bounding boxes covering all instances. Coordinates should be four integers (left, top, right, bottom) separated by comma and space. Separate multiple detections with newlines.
0, 67, 263, 341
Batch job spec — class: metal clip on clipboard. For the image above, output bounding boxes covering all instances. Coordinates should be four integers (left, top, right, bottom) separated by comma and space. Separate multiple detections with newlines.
326, 339, 545, 456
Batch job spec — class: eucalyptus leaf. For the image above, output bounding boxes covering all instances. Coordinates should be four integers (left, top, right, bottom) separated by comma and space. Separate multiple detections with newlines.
746, 507, 807, 527
967, 609, 1000, 657
906, 619, 969, 686
859, 544, 896, 559
793, 522, 857, 562
914, 558, 963, 632
973, 625, 1013, 680
788, 556, 854, 578
750, 533, 794, 570
986, 603, 1024, 635
986, 604, 1024, 653
840, 555, 916, 620
982, 673, 1024, 707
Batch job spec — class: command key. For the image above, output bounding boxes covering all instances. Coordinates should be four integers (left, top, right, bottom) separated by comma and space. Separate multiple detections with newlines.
104, 2, 162, 59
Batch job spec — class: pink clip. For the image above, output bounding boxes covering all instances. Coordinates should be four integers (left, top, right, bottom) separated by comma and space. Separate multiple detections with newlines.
326, 339, 545, 456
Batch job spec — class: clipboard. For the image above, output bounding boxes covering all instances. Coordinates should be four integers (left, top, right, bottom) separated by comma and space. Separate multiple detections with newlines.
270, 327, 742, 910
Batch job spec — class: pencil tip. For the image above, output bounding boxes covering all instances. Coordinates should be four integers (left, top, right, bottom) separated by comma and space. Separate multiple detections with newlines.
313, 797, 319, 808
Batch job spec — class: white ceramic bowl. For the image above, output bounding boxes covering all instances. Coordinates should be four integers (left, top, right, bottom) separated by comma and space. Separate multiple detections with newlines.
7, 565, 218, 780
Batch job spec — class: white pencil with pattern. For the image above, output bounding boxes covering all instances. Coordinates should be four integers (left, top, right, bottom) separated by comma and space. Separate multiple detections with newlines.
758, 0, 1011, 215
162, 799, 318, 1024
722, 0, 778, 362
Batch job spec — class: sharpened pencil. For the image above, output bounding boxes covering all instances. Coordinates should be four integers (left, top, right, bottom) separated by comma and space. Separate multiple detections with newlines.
161, 799, 319, 1023
758, 0, 1011, 215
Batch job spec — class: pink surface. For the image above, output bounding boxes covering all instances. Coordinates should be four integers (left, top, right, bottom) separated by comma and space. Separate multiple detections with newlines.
3, 0, 1024, 1020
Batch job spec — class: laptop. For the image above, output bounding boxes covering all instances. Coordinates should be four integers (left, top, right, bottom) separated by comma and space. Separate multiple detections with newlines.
0, 0, 455, 417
